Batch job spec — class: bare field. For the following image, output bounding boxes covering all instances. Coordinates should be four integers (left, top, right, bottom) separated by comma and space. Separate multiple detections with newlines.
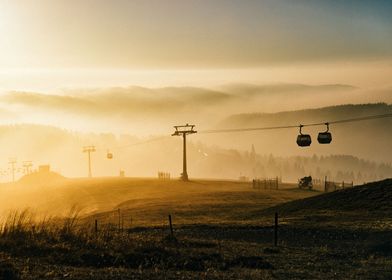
0, 178, 391, 279
0, 177, 314, 221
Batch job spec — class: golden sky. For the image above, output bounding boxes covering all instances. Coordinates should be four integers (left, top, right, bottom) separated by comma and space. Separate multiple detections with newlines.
0, 0, 391, 91
0, 1, 391, 180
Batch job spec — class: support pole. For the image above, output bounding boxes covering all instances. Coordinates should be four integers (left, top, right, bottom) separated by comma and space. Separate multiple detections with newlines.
274, 212, 278, 247
182, 133, 188, 181
172, 124, 197, 181
83, 146, 96, 178
324, 176, 327, 192
118, 209, 121, 231
88, 151, 91, 178
168, 214, 174, 237
8, 158, 17, 183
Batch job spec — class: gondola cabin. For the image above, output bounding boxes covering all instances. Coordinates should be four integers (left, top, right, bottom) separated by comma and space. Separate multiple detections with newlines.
296, 134, 312, 147
317, 132, 332, 144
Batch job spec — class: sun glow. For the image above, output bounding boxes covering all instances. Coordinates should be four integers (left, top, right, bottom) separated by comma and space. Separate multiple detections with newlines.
0, 60, 391, 94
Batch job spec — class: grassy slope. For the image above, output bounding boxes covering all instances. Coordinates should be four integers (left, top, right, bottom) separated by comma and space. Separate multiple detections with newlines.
0, 177, 316, 221
259, 179, 392, 215
93, 180, 316, 226
1, 178, 391, 279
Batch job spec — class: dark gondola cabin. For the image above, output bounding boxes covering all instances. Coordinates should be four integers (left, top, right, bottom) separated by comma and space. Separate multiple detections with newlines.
317, 132, 332, 144
317, 123, 332, 144
297, 134, 312, 147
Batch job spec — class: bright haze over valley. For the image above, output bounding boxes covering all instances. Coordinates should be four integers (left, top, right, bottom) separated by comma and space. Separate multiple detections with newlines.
1, 2, 392, 279
0, 0, 390, 182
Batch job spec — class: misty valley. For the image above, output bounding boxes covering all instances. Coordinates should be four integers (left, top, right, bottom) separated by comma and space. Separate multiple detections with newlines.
0, 1, 391, 279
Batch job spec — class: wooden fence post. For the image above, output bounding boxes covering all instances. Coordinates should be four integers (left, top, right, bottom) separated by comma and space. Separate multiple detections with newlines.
274, 212, 278, 246
324, 176, 327, 192
118, 209, 121, 231
168, 214, 174, 237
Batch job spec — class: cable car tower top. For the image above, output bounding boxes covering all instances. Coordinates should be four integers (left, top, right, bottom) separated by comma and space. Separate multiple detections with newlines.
172, 124, 197, 181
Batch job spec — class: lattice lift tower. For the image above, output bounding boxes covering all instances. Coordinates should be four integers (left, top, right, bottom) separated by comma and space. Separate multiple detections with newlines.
8, 158, 17, 182
172, 124, 197, 181
83, 146, 96, 178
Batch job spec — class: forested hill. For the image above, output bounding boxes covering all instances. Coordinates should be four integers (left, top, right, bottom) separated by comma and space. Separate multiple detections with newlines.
0, 122, 391, 182
196, 103, 392, 163
219, 103, 392, 128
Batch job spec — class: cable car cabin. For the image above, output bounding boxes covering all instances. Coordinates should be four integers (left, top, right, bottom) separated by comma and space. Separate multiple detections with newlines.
317, 132, 332, 144
107, 152, 113, 159
296, 134, 312, 147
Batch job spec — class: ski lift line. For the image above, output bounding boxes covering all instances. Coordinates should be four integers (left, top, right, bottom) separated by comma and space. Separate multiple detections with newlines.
199, 125, 299, 134
198, 112, 392, 134
84, 112, 392, 153
112, 136, 170, 150
94, 135, 171, 152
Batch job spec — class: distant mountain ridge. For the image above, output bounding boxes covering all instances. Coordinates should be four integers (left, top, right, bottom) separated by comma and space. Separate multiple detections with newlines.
221, 83, 357, 97
1, 83, 389, 133
194, 102, 392, 163
0, 104, 391, 181
219, 103, 392, 128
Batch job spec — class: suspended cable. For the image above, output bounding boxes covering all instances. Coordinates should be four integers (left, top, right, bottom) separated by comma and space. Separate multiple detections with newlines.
94, 135, 171, 152
199, 112, 392, 134
90, 112, 392, 155
113, 135, 171, 150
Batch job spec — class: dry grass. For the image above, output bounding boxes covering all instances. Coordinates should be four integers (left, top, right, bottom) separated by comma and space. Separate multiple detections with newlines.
0, 178, 313, 218
0, 208, 391, 279
0, 179, 390, 279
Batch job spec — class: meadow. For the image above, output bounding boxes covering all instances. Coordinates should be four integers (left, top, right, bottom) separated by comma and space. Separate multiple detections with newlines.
0, 177, 391, 279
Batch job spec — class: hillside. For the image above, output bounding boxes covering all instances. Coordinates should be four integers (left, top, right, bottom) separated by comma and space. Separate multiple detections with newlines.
219, 103, 392, 128
18, 169, 66, 187
260, 179, 392, 215
0, 178, 391, 279
199, 103, 392, 163
0, 177, 316, 220
0, 112, 391, 181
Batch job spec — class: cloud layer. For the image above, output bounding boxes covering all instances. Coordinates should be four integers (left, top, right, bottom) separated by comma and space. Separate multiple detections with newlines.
0, 83, 391, 134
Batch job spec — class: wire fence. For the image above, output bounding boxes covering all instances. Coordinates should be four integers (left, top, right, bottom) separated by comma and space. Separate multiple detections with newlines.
324, 180, 354, 192
252, 177, 280, 190
310, 178, 354, 192
73, 176, 357, 236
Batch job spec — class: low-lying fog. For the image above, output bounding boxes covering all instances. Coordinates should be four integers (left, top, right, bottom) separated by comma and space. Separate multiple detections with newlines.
0, 82, 389, 217
0, 83, 391, 134
0, 83, 390, 182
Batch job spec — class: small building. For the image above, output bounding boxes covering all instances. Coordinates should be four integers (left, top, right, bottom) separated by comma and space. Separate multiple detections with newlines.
38, 165, 50, 173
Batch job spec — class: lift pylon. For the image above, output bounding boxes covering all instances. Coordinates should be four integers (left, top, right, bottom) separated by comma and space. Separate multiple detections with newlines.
172, 124, 197, 181
83, 146, 96, 178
